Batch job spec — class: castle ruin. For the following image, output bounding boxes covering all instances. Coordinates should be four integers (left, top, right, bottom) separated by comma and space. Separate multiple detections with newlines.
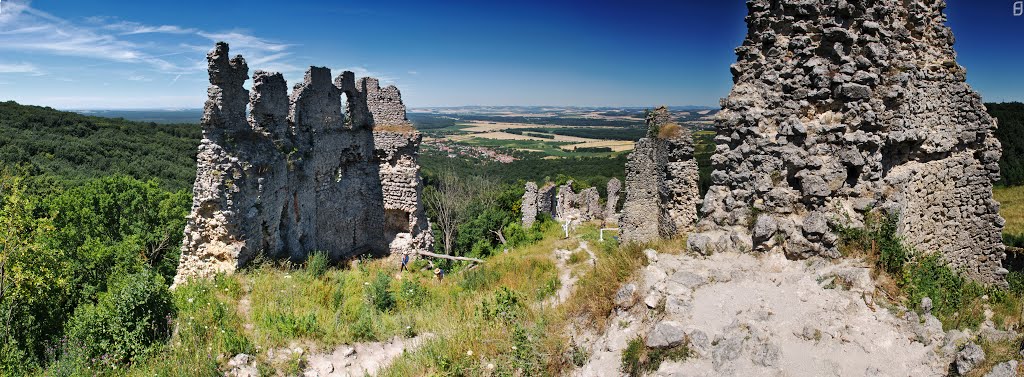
174, 43, 431, 285
619, 107, 701, 244
692, 0, 1006, 284
521, 179, 618, 226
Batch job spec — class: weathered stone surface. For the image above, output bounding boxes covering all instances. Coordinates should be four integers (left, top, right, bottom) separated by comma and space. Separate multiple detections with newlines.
521, 182, 539, 228
614, 283, 638, 309
957, 342, 985, 375
524, 180, 618, 224
579, 187, 602, 221
620, 107, 700, 244
605, 178, 622, 224
175, 43, 431, 285
555, 182, 579, 221
537, 183, 556, 217
645, 320, 686, 349
695, 0, 1006, 284
985, 360, 1019, 377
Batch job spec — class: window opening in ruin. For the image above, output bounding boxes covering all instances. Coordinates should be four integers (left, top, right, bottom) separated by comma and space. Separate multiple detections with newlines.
384, 209, 411, 240
845, 165, 861, 188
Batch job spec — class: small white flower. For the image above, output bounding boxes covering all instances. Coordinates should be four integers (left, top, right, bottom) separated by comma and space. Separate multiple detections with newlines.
511, 346, 517, 350
187, 298, 194, 303
487, 363, 495, 370
466, 350, 473, 356
294, 347, 303, 355
364, 282, 370, 286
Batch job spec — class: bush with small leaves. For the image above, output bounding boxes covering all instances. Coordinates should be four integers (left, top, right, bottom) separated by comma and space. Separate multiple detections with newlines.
65, 269, 174, 364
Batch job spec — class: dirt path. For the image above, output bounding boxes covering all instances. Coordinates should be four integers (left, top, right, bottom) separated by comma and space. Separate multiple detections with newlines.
574, 251, 956, 376
546, 241, 597, 307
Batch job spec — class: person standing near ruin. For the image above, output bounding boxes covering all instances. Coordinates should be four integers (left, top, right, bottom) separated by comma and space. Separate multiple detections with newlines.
401, 253, 410, 272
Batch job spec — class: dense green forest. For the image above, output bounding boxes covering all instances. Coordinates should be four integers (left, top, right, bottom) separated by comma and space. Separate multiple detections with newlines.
988, 102, 1024, 186
0, 101, 200, 192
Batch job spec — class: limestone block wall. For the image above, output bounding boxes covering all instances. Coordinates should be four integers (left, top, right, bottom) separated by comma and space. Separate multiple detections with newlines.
696, 0, 1005, 284
620, 107, 701, 244
605, 178, 622, 224
522, 182, 539, 228
175, 43, 431, 285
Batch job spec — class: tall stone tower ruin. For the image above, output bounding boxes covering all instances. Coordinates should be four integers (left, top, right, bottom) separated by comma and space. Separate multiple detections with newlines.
175, 43, 432, 285
619, 106, 701, 244
696, 0, 1006, 284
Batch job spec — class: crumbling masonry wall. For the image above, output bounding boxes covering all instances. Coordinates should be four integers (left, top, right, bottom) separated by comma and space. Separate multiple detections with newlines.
619, 107, 701, 244
695, 0, 1006, 283
522, 180, 612, 226
175, 43, 431, 285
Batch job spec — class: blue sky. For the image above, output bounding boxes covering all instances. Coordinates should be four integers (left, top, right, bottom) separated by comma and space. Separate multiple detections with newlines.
0, 0, 1020, 109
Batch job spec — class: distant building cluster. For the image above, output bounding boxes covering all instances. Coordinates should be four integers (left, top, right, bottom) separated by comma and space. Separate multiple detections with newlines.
423, 140, 516, 163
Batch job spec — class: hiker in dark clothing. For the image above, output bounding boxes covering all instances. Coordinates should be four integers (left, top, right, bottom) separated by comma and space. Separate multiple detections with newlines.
401, 253, 410, 272
434, 268, 444, 282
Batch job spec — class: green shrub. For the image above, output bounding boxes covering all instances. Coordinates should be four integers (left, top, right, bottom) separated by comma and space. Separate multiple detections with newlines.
620, 336, 689, 377
479, 287, 523, 324
507, 324, 542, 375
65, 269, 174, 364
874, 213, 909, 275
1008, 271, 1024, 295
367, 272, 396, 313
397, 279, 428, 309
350, 308, 377, 341
902, 253, 987, 330
837, 211, 908, 275
306, 251, 329, 278
535, 276, 561, 300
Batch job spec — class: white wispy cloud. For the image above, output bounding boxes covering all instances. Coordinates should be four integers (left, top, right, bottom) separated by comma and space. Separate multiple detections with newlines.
336, 66, 398, 85
0, 62, 41, 74
102, 21, 197, 35
0, 0, 301, 77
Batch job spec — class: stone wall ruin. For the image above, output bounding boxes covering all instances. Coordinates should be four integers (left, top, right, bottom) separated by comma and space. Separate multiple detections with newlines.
619, 107, 701, 244
693, 0, 1006, 284
521, 180, 619, 226
175, 42, 431, 285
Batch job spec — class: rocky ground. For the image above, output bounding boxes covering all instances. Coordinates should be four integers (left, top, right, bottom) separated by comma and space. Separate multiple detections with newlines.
301, 334, 435, 377
572, 249, 1018, 376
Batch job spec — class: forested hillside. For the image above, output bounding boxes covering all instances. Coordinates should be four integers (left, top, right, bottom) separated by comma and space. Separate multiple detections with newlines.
0, 101, 200, 191
988, 102, 1024, 186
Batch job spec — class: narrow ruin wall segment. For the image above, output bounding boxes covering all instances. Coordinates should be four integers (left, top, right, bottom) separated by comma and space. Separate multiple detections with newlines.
175, 43, 431, 285
619, 106, 701, 244
695, 0, 1006, 284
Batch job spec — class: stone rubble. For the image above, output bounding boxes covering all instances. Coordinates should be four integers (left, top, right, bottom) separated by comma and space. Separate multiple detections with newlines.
573, 250, 954, 377
619, 106, 701, 244
690, 0, 1006, 284
522, 180, 620, 226
175, 43, 431, 285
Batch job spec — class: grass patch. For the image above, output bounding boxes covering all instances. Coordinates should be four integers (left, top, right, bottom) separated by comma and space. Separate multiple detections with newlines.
563, 241, 647, 331
838, 209, 1024, 335
620, 337, 690, 377
995, 186, 1024, 235
120, 221, 571, 376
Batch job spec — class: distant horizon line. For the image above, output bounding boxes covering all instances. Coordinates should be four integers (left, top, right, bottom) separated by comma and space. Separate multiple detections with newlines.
62, 104, 723, 111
